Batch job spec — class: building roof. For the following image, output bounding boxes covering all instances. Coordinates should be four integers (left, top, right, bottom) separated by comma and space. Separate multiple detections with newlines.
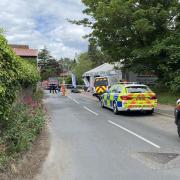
9, 44, 38, 57
12, 48, 38, 57
83, 63, 122, 77
83, 63, 114, 76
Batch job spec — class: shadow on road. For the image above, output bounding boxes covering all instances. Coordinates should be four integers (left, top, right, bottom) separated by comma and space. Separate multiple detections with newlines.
103, 107, 154, 117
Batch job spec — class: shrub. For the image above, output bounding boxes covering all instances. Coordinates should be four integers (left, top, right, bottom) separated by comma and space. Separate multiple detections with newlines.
0, 33, 42, 170
0, 95, 46, 170
65, 75, 72, 84
170, 73, 180, 93
0, 34, 40, 123
33, 88, 44, 102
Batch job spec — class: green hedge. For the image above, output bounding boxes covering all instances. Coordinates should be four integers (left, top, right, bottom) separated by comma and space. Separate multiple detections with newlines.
0, 34, 40, 123
0, 94, 46, 170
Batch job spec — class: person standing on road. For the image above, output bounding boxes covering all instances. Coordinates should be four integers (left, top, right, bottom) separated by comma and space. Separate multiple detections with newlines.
49, 84, 57, 94
49, 84, 52, 94
52, 84, 57, 94
54, 84, 57, 94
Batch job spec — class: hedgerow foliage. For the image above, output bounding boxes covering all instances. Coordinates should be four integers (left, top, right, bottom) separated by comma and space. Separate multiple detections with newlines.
0, 92, 46, 170
0, 34, 40, 122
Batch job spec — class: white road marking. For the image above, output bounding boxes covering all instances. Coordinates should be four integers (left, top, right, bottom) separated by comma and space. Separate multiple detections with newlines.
108, 120, 160, 149
72, 99, 80, 104
68, 96, 80, 104
83, 106, 99, 116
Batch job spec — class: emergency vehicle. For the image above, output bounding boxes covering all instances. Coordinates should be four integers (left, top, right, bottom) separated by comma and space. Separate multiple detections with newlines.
93, 77, 108, 98
100, 82, 157, 114
175, 99, 180, 137
93, 76, 120, 99
42, 78, 59, 90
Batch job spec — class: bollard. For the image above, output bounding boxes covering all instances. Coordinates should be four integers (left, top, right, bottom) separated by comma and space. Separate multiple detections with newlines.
61, 84, 65, 96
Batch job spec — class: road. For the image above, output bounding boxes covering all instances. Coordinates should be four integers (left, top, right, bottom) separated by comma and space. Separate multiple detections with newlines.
35, 91, 180, 180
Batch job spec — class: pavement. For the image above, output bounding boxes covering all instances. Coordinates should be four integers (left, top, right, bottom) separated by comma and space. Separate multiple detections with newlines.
156, 104, 175, 117
35, 91, 180, 180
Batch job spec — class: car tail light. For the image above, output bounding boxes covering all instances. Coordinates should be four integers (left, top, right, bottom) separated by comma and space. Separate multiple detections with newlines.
177, 105, 180, 111
150, 95, 157, 100
121, 95, 133, 100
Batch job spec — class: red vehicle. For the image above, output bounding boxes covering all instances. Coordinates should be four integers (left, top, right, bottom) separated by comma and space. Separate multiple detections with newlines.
42, 78, 59, 90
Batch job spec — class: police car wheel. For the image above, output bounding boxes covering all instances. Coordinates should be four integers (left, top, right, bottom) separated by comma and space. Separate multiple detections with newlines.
113, 102, 119, 115
175, 109, 180, 125
146, 109, 154, 115
177, 120, 180, 138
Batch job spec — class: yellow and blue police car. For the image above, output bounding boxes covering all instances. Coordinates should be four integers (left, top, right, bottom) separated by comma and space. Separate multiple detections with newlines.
100, 82, 157, 114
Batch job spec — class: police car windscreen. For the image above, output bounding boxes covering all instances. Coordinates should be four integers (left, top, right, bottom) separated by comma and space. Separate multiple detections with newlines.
94, 79, 108, 87
126, 86, 151, 93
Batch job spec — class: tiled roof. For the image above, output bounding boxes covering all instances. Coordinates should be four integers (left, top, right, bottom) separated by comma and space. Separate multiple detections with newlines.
13, 48, 38, 57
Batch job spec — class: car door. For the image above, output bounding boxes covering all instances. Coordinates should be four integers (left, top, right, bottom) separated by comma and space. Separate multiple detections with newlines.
109, 85, 118, 108
114, 86, 122, 108
106, 85, 115, 108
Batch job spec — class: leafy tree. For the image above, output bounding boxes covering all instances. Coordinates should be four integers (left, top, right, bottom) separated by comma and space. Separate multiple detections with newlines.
65, 75, 72, 84
40, 58, 63, 80
38, 47, 52, 63
38, 48, 63, 80
72, 0, 180, 91
58, 57, 75, 72
88, 40, 110, 67
0, 33, 39, 123
72, 53, 93, 84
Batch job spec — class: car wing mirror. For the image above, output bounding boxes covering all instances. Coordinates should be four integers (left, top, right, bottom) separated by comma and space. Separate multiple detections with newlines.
177, 99, 180, 105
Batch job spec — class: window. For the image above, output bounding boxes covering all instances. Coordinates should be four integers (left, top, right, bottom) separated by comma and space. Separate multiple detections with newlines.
109, 85, 121, 93
115, 86, 122, 93
109, 85, 116, 93
94, 78, 108, 87
126, 86, 151, 93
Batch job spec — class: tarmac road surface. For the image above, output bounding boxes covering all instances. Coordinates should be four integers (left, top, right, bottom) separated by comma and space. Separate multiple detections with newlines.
35, 91, 180, 180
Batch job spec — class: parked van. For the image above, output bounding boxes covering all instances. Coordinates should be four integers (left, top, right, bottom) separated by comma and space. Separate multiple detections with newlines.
93, 75, 121, 99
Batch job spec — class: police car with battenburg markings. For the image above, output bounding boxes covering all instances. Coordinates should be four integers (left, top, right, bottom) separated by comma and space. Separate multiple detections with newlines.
100, 82, 157, 114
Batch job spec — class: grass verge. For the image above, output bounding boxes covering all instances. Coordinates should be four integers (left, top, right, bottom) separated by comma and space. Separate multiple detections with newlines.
151, 86, 179, 106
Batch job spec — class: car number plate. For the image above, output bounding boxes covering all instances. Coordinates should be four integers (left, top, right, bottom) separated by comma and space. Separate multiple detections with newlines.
136, 97, 145, 100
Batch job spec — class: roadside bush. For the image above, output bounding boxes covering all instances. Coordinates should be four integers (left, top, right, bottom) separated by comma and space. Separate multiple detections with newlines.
0, 138, 7, 170
0, 34, 40, 123
0, 33, 42, 170
33, 88, 44, 102
65, 75, 72, 84
0, 95, 46, 170
169, 73, 180, 93
151, 85, 179, 105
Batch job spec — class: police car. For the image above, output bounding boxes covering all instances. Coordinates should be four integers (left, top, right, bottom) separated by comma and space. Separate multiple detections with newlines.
100, 82, 157, 114
175, 99, 180, 137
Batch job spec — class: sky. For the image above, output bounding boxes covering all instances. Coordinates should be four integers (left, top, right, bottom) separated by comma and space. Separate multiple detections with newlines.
0, 0, 91, 58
